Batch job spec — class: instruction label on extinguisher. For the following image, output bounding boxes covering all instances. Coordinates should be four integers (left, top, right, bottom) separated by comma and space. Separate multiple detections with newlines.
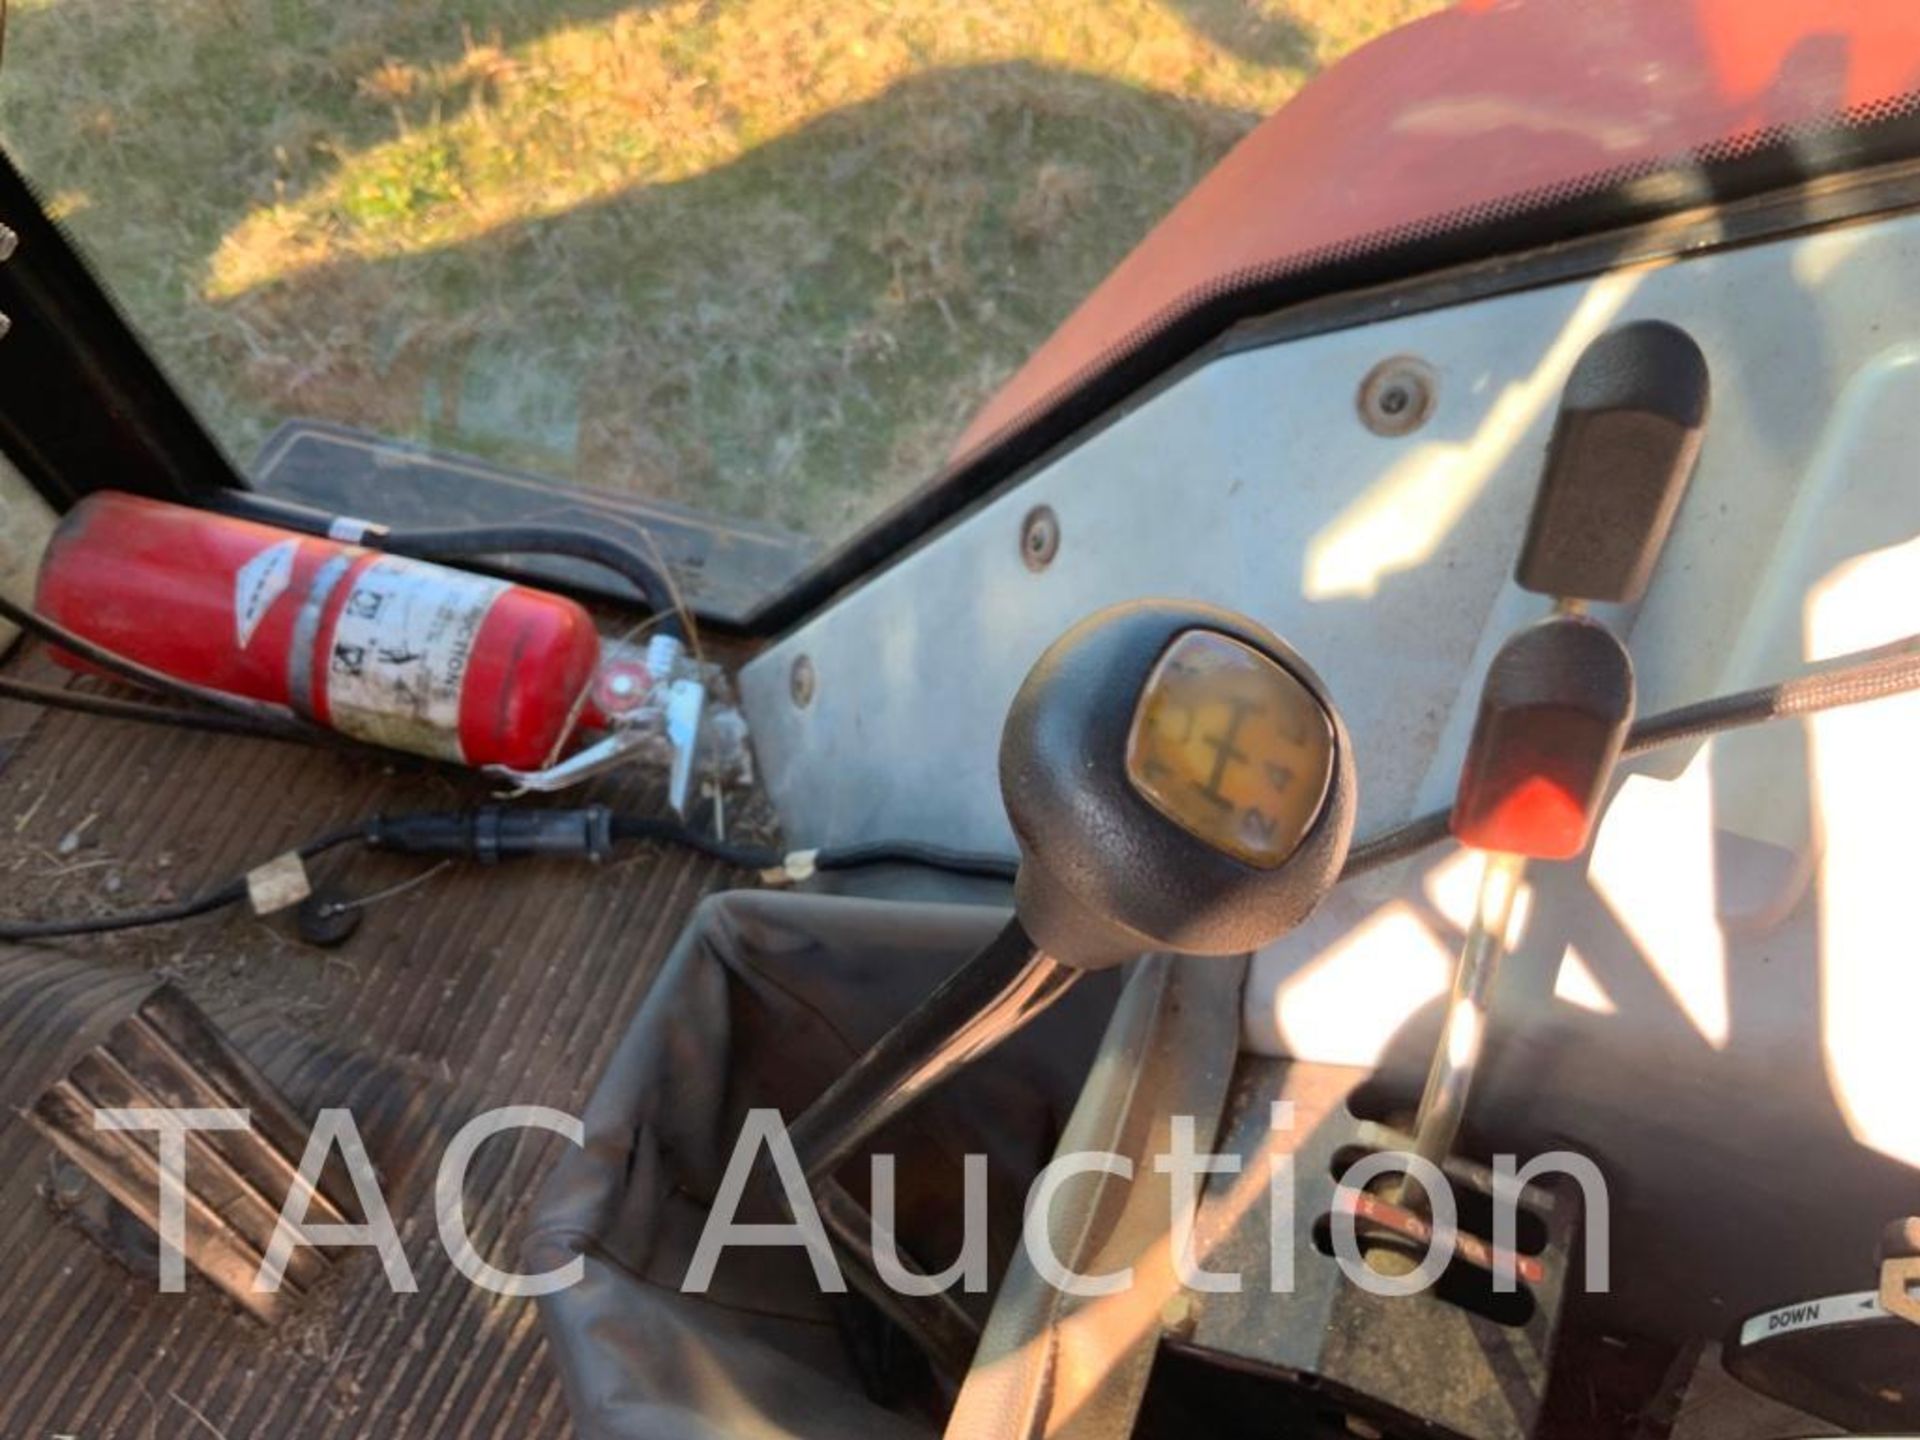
325, 557, 509, 762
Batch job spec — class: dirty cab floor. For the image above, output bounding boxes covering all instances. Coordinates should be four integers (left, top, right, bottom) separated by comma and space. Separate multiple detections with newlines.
0, 648, 736, 1439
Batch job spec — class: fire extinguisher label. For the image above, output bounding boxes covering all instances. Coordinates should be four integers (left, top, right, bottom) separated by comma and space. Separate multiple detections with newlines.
234, 539, 299, 650
325, 557, 509, 762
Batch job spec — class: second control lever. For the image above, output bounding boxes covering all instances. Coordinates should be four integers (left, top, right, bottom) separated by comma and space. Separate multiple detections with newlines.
1396, 319, 1709, 1209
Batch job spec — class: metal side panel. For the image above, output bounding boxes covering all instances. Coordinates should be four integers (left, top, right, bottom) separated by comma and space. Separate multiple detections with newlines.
739, 206, 1920, 858
737, 205, 1920, 1363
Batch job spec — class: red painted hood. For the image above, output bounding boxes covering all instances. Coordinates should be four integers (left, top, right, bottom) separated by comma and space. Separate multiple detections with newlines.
954, 0, 1920, 462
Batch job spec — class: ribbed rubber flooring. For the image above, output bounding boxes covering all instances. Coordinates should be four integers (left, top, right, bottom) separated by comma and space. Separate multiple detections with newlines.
0, 665, 735, 1439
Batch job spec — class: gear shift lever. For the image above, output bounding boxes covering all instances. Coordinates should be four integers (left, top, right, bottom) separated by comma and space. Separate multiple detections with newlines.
785, 598, 1355, 1371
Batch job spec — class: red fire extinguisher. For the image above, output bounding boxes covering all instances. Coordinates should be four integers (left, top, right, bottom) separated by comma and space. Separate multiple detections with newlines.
36, 492, 602, 771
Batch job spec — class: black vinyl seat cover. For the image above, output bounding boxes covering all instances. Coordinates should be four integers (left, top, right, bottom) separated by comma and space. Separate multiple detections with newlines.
525, 890, 1116, 1439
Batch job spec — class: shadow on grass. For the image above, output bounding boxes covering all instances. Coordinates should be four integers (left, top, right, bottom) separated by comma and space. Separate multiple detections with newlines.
0, 0, 1317, 537
0, 0, 668, 222
1162, 0, 1315, 69
204, 64, 1261, 535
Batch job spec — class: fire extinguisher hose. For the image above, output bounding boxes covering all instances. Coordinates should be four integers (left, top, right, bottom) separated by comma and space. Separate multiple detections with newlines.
374, 523, 689, 642
210, 494, 690, 638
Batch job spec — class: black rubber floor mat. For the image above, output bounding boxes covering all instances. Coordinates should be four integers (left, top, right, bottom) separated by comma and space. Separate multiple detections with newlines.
0, 662, 735, 1438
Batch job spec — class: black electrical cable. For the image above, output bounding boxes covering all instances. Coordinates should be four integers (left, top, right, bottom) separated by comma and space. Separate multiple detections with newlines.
606, 815, 1019, 880
606, 814, 783, 869
7, 638, 1915, 942
1623, 644, 1920, 755
208, 494, 689, 638
0, 826, 366, 942
1341, 809, 1453, 881
1338, 640, 1920, 881
785, 641, 1920, 885
0, 675, 313, 742
377, 523, 687, 641
0, 812, 1002, 943
0, 590, 326, 740
813, 840, 1019, 883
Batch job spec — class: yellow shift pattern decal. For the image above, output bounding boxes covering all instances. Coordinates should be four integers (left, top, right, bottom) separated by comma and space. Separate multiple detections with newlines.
1125, 630, 1335, 868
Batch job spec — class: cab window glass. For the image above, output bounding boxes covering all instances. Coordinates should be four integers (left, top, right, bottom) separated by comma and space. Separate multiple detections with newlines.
0, 0, 1437, 600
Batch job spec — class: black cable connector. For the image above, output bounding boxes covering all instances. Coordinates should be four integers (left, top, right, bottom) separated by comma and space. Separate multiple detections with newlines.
368, 805, 616, 864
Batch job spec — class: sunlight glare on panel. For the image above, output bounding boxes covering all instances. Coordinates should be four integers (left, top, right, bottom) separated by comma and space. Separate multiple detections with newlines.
1809, 538, 1920, 1168
1552, 944, 1618, 1016
1302, 273, 1638, 600
1422, 845, 1535, 948
1270, 903, 1453, 1067
1588, 753, 1731, 1048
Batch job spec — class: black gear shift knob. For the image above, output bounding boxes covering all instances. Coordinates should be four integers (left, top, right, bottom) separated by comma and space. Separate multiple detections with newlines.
784, 600, 1354, 1369
1000, 599, 1355, 969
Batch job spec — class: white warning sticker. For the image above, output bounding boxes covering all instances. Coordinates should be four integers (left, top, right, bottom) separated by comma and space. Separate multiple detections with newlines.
234, 539, 299, 650
1737, 1290, 1884, 1347
323, 556, 508, 762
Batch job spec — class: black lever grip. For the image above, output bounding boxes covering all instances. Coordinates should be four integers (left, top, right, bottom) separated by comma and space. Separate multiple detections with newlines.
1517, 320, 1709, 604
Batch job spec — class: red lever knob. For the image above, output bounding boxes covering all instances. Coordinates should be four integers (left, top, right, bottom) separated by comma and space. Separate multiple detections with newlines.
1449, 616, 1634, 859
